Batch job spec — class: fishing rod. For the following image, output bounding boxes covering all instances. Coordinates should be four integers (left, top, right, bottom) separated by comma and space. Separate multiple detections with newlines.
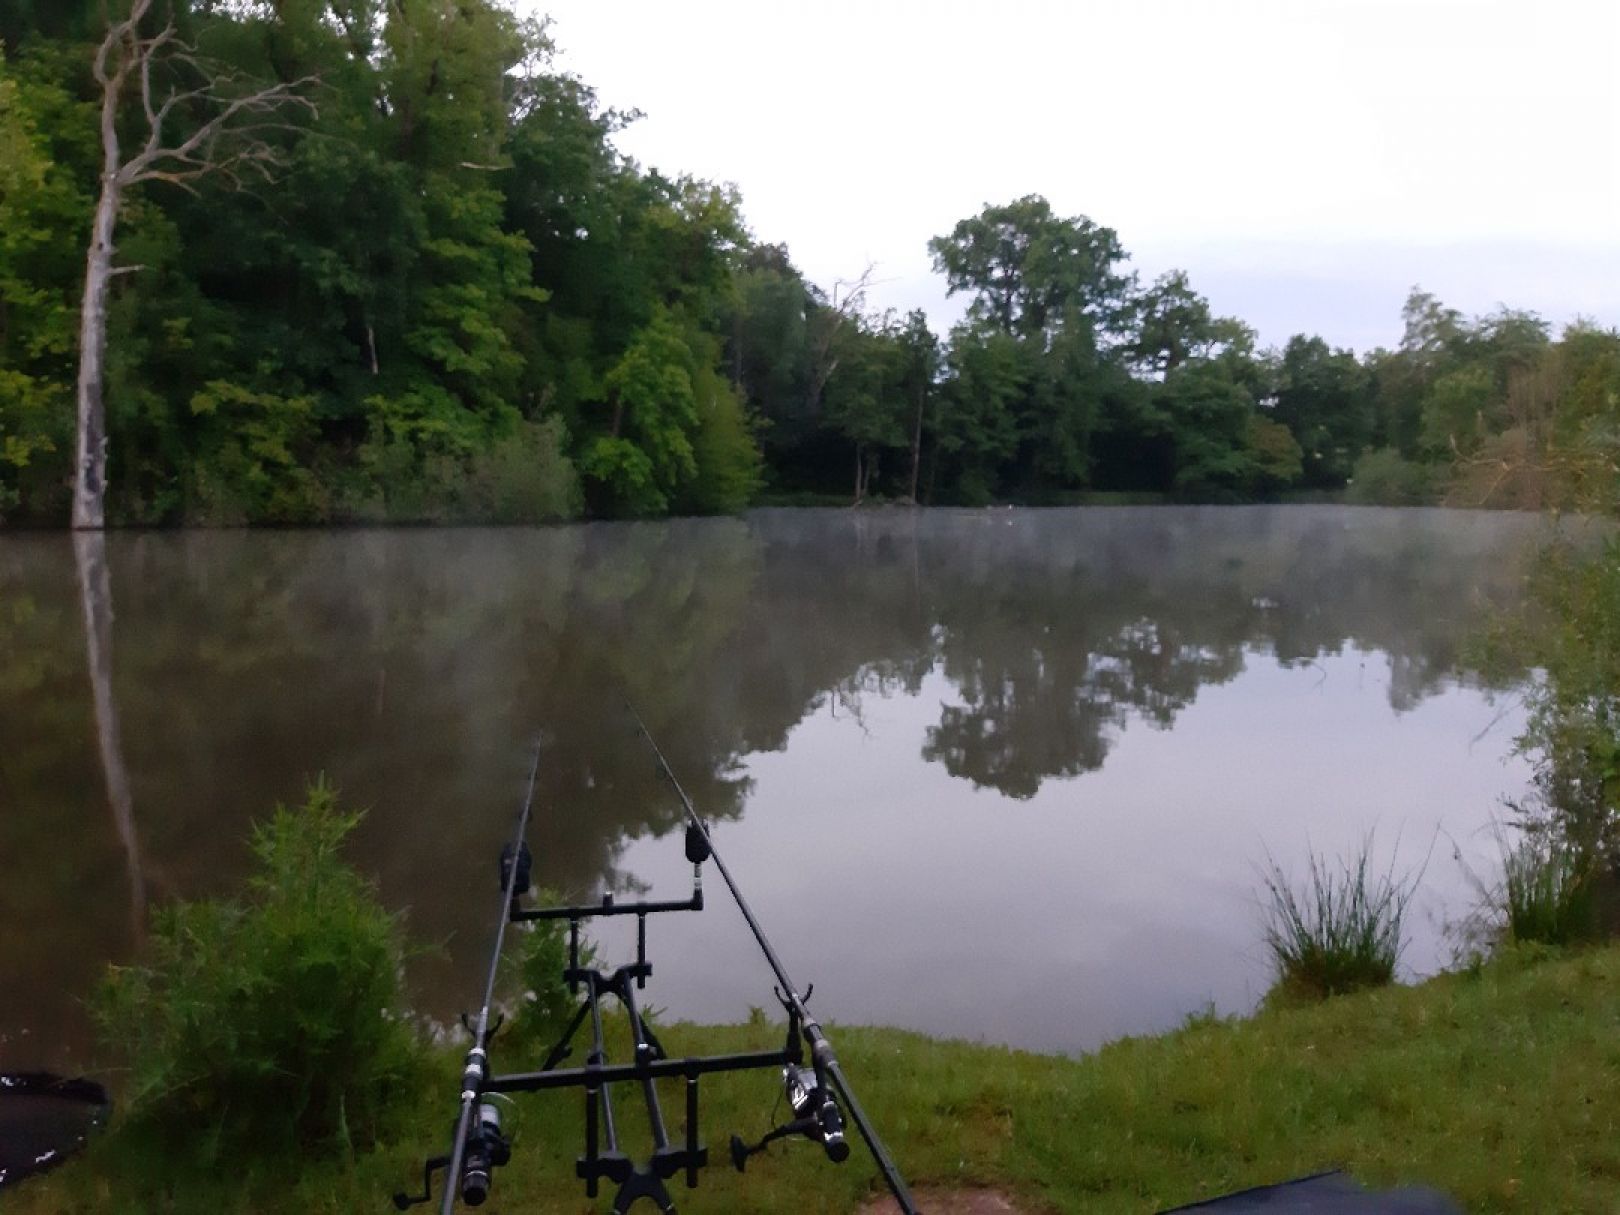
395, 741, 540, 1213
627, 705, 920, 1215
397, 719, 920, 1213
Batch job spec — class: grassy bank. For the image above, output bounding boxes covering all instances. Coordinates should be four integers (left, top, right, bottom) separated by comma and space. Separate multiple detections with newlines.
16, 943, 1620, 1214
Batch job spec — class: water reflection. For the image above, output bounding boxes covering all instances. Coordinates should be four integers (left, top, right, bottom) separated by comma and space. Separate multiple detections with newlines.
0, 507, 1552, 1067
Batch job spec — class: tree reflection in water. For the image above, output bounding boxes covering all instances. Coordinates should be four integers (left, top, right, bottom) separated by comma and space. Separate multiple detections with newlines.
0, 506, 1555, 1067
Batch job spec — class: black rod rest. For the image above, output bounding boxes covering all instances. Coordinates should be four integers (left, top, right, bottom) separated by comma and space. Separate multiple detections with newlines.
395, 721, 918, 1214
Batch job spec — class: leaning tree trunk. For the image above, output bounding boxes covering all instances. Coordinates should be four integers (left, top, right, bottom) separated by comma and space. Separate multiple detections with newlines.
73, 97, 124, 529
74, 531, 146, 942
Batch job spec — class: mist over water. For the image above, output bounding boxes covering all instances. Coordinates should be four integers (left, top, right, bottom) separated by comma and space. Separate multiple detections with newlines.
0, 507, 1553, 1067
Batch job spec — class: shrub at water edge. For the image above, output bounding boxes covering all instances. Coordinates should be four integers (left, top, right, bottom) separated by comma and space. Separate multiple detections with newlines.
93, 781, 424, 1163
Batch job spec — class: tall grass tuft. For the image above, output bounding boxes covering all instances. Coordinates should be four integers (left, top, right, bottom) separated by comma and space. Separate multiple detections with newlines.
1499, 836, 1597, 947
1259, 838, 1419, 1001
93, 780, 424, 1163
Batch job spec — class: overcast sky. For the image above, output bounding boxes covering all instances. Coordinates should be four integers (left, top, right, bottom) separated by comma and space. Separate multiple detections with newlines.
531, 0, 1620, 353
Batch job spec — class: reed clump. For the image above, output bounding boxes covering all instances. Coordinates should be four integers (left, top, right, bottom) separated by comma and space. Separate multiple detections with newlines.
1498, 836, 1597, 947
1259, 839, 1418, 1001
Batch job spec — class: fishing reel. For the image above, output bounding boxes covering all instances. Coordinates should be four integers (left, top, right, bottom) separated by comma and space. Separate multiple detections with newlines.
729, 1063, 850, 1171
459, 1100, 512, 1206
393, 1100, 512, 1210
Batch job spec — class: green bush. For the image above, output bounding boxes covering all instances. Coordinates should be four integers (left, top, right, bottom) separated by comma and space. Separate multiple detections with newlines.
1259, 838, 1418, 1001
93, 781, 423, 1162
1513, 542, 1620, 862
456, 417, 582, 523
678, 366, 765, 515
342, 419, 581, 524
1345, 446, 1435, 505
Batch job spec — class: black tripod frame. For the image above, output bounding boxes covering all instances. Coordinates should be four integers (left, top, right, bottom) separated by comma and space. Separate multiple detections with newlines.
396, 721, 919, 1214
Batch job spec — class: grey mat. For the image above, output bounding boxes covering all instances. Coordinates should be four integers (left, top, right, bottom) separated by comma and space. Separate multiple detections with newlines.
1161, 1170, 1462, 1212
0, 1073, 109, 1189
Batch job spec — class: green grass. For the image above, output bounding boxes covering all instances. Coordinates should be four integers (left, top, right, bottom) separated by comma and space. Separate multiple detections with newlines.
1258, 841, 1417, 1000
16, 944, 1620, 1213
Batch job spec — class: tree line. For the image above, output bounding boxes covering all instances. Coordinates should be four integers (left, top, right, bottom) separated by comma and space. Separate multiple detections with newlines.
1, 0, 1616, 525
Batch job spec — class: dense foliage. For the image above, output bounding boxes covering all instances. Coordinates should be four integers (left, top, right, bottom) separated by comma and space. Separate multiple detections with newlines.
2, 3, 1618, 523
92, 782, 422, 1161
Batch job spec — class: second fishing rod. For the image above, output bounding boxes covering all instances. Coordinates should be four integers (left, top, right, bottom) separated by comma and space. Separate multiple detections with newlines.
626, 706, 920, 1215
400, 719, 921, 1213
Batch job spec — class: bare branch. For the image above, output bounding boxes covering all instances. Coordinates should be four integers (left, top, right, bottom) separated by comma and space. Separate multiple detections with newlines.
163, 77, 317, 163
122, 76, 319, 187
93, 0, 151, 88
142, 84, 211, 162
135, 22, 179, 130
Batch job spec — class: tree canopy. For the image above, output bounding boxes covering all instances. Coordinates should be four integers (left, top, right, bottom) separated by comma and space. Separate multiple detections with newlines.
0, 3, 1615, 524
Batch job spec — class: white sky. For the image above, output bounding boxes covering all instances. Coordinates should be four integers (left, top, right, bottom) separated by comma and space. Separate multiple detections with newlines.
531, 0, 1620, 353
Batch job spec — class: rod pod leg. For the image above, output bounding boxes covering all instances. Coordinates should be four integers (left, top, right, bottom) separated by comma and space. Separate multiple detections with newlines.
611, 1169, 677, 1214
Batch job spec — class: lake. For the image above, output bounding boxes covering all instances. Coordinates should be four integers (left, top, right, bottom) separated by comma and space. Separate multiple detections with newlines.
0, 506, 1554, 1072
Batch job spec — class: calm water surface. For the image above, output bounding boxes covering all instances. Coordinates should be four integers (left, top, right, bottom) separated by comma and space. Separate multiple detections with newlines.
0, 507, 1553, 1070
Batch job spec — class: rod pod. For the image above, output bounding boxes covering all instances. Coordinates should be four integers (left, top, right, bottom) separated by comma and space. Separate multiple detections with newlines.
627, 706, 921, 1215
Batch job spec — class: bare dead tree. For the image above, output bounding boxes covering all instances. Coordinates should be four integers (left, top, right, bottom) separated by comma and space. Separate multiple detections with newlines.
805, 263, 876, 421
73, 0, 317, 528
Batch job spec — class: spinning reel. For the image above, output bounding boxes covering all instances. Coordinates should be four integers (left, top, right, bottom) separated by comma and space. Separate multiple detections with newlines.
730, 1060, 851, 1171
394, 1099, 512, 1210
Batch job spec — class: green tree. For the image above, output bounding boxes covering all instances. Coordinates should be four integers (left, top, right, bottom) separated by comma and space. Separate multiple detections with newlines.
581, 305, 700, 515
681, 360, 763, 514
898, 308, 939, 502
1158, 358, 1287, 500
934, 326, 1022, 503
929, 194, 1130, 341
1420, 364, 1497, 458
1272, 335, 1374, 487
0, 53, 85, 519
1129, 270, 1221, 375
725, 244, 815, 461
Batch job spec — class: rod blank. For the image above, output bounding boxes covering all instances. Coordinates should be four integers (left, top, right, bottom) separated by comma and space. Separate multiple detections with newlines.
627, 706, 920, 1215
439, 741, 542, 1215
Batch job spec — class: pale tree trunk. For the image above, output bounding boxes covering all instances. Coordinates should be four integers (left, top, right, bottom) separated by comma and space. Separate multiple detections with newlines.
807, 265, 875, 418
73, 69, 126, 530
71, 0, 316, 527
74, 531, 146, 942
852, 443, 864, 506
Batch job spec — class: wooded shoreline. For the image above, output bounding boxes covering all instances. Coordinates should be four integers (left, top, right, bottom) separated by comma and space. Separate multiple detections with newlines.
5, 5, 1614, 530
